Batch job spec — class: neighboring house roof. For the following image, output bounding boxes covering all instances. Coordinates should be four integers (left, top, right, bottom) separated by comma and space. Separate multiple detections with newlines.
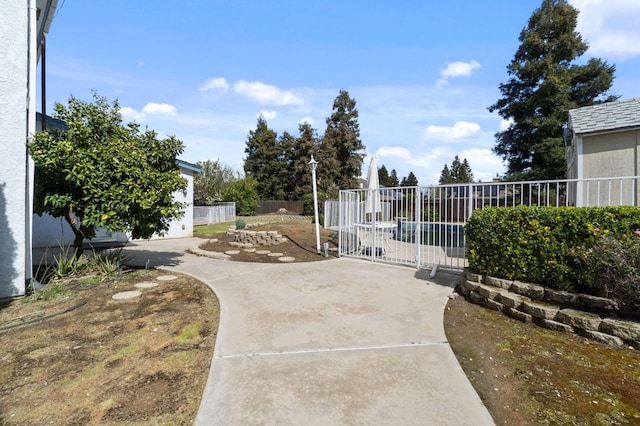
178, 159, 202, 173
569, 98, 640, 135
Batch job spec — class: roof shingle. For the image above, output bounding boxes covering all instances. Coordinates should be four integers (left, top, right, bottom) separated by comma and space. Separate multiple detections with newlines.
569, 98, 640, 135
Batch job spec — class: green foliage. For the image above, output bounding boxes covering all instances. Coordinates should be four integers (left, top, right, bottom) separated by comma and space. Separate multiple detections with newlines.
222, 177, 259, 216
243, 116, 289, 200
25, 281, 66, 302
319, 89, 366, 194
389, 169, 400, 187
91, 248, 130, 276
440, 155, 474, 184
28, 92, 186, 258
291, 123, 319, 200
489, 0, 618, 180
466, 206, 640, 292
423, 209, 439, 222
235, 219, 246, 230
194, 159, 237, 205
400, 171, 418, 187
582, 229, 640, 316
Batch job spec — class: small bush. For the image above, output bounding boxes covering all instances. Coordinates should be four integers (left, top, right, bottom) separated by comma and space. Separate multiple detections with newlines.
582, 228, 640, 316
235, 219, 246, 230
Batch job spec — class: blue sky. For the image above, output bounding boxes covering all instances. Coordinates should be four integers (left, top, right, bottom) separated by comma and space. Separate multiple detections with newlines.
41, 0, 640, 185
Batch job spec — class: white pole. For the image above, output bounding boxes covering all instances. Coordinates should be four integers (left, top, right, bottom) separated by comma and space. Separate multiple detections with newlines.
309, 156, 321, 253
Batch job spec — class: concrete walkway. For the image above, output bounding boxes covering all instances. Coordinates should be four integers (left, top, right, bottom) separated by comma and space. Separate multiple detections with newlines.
124, 238, 495, 425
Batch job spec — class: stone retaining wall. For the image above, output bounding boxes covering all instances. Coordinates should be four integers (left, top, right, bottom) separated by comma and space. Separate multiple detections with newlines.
457, 270, 640, 348
229, 230, 286, 248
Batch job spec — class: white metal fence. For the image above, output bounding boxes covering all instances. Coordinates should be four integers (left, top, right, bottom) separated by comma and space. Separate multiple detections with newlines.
194, 203, 236, 226
337, 176, 640, 270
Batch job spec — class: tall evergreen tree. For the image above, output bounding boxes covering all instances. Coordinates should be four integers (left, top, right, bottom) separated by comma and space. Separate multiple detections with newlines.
243, 116, 288, 199
389, 169, 400, 187
489, 0, 618, 180
378, 164, 393, 187
290, 122, 319, 200
439, 164, 452, 185
400, 171, 418, 187
279, 131, 296, 200
319, 89, 365, 195
440, 156, 474, 184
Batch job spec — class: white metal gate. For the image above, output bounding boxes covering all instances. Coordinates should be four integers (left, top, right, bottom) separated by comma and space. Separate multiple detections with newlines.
338, 177, 640, 271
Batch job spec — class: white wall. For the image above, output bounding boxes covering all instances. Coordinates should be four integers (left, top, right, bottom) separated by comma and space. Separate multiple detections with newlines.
0, 1, 29, 298
150, 167, 196, 240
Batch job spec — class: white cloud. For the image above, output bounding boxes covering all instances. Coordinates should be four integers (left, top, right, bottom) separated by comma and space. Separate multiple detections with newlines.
258, 110, 277, 120
499, 118, 513, 132
441, 60, 481, 78
120, 106, 144, 121
233, 80, 305, 106
570, 0, 640, 59
299, 116, 314, 125
375, 146, 412, 160
436, 60, 481, 87
142, 102, 177, 116
199, 77, 230, 93
458, 148, 505, 182
424, 121, 482, 141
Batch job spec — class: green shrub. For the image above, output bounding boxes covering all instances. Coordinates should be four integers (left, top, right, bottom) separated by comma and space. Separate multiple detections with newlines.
582, 228, 640, 316
235, 219, 246, 230
465, 206, 640, 292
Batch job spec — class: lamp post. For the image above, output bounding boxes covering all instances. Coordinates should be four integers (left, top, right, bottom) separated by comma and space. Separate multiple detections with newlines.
308, 155, 321, 254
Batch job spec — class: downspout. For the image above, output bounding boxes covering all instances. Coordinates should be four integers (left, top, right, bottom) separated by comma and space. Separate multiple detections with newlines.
26, 0, 37, 285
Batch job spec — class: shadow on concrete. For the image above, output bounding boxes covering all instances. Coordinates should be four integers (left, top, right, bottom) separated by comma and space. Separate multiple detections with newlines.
414, 267, 460, 289
123, 248, 185, 269
0, 182, 19, 299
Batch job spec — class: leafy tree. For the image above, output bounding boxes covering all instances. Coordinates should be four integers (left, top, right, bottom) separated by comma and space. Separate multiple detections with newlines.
389, 169, 400, 187
319, 90, 366, 195
440, 155, 474, 184
28, 93, 186, 258
243, 116, 288, 199
489, 0, 618, 180
193, 159, 236, 205
290, 122, 319, 200
222, 176, 259, 216
400, 171, 419, 187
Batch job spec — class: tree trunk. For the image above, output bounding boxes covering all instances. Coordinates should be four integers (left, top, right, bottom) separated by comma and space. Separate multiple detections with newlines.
64, 208, 84, 259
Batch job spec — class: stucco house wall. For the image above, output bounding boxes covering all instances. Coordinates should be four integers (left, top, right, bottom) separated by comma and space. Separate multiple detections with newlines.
566, 98, 640, 207
0, 0, 29, 298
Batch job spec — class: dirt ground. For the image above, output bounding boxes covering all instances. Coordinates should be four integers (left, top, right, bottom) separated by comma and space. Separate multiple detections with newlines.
0, 270, 219, 425
199, 222, 339, 263
444, 295, 640, 425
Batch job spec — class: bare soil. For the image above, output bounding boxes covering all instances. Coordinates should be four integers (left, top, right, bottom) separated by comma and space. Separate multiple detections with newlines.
444, 295, 640, 425
0, 270, 219, 425
199, 222, 339, 263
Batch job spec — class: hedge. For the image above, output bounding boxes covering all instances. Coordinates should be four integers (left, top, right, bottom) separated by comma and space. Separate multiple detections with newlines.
465, 206, 640, 292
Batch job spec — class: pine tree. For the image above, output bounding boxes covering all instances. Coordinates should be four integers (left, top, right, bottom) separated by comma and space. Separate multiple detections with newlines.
439, 164, 452, 185
389, 169, 400, 187
489, 0, 618, 180
319, 90, 365, 195
290, 122, 319, 200
440, 155, 474, 184
401, 171, 418, 187
378, 164, 393, 187
243, 116, 288, 199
